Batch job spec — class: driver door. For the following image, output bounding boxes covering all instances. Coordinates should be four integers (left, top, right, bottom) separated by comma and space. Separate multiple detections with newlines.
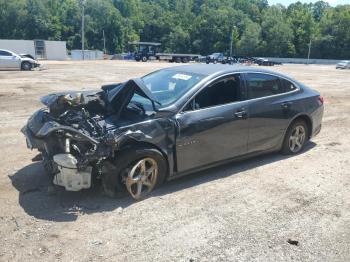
0, 50, 20, 69
175, 74, 250, 173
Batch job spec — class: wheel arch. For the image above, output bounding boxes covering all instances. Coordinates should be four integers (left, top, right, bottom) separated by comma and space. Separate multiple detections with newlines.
287, 114, 313, 139
117, 140, 170, 178
21, 60, 32, 70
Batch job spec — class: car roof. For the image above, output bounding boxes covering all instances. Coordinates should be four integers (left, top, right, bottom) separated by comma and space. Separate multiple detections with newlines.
0, 49, 14, 53
163, 64, 283, 77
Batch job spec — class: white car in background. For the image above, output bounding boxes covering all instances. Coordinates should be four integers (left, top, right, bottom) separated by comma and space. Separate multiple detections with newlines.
336, 60, 350, 69
0, 49, 40, 71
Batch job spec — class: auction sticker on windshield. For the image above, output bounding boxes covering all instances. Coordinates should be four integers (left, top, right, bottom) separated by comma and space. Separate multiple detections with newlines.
172, 73, 192, 80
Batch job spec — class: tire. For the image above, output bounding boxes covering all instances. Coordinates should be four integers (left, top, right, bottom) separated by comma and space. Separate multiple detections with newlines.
102, 146, 167, 200
281, 120, 308, 155
21, 61, 32, 71
141, 56, 148, 62
175, 57, 181, 63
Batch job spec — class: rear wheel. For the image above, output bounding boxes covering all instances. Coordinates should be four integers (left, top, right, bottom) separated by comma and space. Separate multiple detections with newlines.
281, 120, 308, 154
141, 56, 148, 62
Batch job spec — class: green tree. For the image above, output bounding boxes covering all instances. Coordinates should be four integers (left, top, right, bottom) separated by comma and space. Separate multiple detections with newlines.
260, 5, 295, 57
0, 0, 349, 59
314, 5, 350, 59
238, 21, 261, 56
287, 2, 316, 57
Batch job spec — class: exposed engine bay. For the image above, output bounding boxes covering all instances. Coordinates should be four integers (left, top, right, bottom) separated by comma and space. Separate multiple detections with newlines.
22, 79, 166, 192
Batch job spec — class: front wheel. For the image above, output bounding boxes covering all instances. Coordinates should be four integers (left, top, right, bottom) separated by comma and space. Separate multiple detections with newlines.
21, 61, 32, 71
125, 157, 160, 200
281, 120, 308, 155
102, 147, 167, 200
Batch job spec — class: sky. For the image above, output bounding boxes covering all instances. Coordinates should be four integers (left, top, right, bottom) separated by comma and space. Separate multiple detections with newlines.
268, 0, 349, 6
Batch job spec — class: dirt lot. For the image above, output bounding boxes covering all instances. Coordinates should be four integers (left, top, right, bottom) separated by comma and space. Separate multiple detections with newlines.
0, 61, 349, 262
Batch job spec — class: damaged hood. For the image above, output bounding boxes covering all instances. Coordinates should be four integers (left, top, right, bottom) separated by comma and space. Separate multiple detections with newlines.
40, 90, 99, 107
41, 78, 160, 113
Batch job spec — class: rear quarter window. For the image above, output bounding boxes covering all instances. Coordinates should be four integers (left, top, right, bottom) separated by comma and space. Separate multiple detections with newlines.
280, 78, 298, 92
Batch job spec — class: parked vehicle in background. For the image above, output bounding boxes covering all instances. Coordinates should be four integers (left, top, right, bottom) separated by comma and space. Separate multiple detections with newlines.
336, 60, 350, 69
22, 64, 324, 200
206, 53, 226, 64
255, 58, 282, 66
206, 53, 238, 64
129, 42, 199, 63
0, 49, 40, 71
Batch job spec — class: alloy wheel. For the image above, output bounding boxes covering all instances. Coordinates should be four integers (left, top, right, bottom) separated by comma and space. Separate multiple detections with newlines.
289, 125, 306, 153
125, 157, 158, 200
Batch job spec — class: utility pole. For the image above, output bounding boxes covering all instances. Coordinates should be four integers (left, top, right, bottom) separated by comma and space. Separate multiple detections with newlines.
230, 29, 234, 58
81, 0, 86, 60
307, 39, 312, 65
103, 30, 106, 54
230, 26, 237, 58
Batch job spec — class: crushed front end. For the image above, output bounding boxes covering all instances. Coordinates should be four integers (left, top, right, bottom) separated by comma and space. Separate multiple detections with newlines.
21, 91, 120, 191
22, 79, 167, 193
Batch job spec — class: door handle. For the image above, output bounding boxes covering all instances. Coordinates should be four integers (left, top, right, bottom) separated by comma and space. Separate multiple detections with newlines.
281, 101, 293, 109
234, 109, 247, 119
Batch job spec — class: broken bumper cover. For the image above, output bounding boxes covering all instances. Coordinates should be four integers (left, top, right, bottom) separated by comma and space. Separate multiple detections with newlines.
53, 153, 92, 191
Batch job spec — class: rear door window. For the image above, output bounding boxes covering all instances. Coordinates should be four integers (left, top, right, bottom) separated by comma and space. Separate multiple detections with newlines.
245, 73, 284, 99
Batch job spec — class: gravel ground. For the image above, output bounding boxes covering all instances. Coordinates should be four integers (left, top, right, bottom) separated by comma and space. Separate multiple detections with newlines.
0, 61, 349, 262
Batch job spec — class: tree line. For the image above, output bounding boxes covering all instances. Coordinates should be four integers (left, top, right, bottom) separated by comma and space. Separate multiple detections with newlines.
0, 0, 349, 59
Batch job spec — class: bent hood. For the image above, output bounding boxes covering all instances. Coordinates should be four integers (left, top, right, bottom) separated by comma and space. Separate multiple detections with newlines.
105, 78, 160, 106
40, 78, 160, 115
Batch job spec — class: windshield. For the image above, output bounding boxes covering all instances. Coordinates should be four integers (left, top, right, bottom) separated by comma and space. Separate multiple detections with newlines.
139, 69, 205, 107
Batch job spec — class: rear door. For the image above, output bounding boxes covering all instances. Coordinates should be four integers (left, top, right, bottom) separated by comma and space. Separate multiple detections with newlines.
244, 73, 298, 153
175, 74, 250, 172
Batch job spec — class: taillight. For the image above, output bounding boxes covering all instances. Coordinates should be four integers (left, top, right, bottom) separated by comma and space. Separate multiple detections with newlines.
318, 96, 324, 105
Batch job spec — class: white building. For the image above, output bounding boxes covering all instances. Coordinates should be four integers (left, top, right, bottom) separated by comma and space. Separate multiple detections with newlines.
71, 50, 104, 60
0, 39, 67, 60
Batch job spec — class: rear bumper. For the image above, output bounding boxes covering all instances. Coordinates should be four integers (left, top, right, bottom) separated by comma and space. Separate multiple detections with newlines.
310, 104, 324, 138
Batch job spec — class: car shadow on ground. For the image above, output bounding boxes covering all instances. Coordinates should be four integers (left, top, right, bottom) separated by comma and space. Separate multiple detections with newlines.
9, 142, 316, 222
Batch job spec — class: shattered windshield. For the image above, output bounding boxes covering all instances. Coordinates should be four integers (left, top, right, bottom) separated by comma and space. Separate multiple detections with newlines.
140, 70, 205, 106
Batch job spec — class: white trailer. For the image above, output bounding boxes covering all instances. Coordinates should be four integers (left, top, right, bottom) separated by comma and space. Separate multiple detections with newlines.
0, 39, 67, 60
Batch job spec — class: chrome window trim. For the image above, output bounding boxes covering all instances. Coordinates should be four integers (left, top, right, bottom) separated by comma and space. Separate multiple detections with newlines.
177, 71, 301, 115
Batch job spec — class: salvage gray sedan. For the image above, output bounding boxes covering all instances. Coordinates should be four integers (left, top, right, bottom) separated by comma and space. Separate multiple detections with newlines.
22, 65, 324, 200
